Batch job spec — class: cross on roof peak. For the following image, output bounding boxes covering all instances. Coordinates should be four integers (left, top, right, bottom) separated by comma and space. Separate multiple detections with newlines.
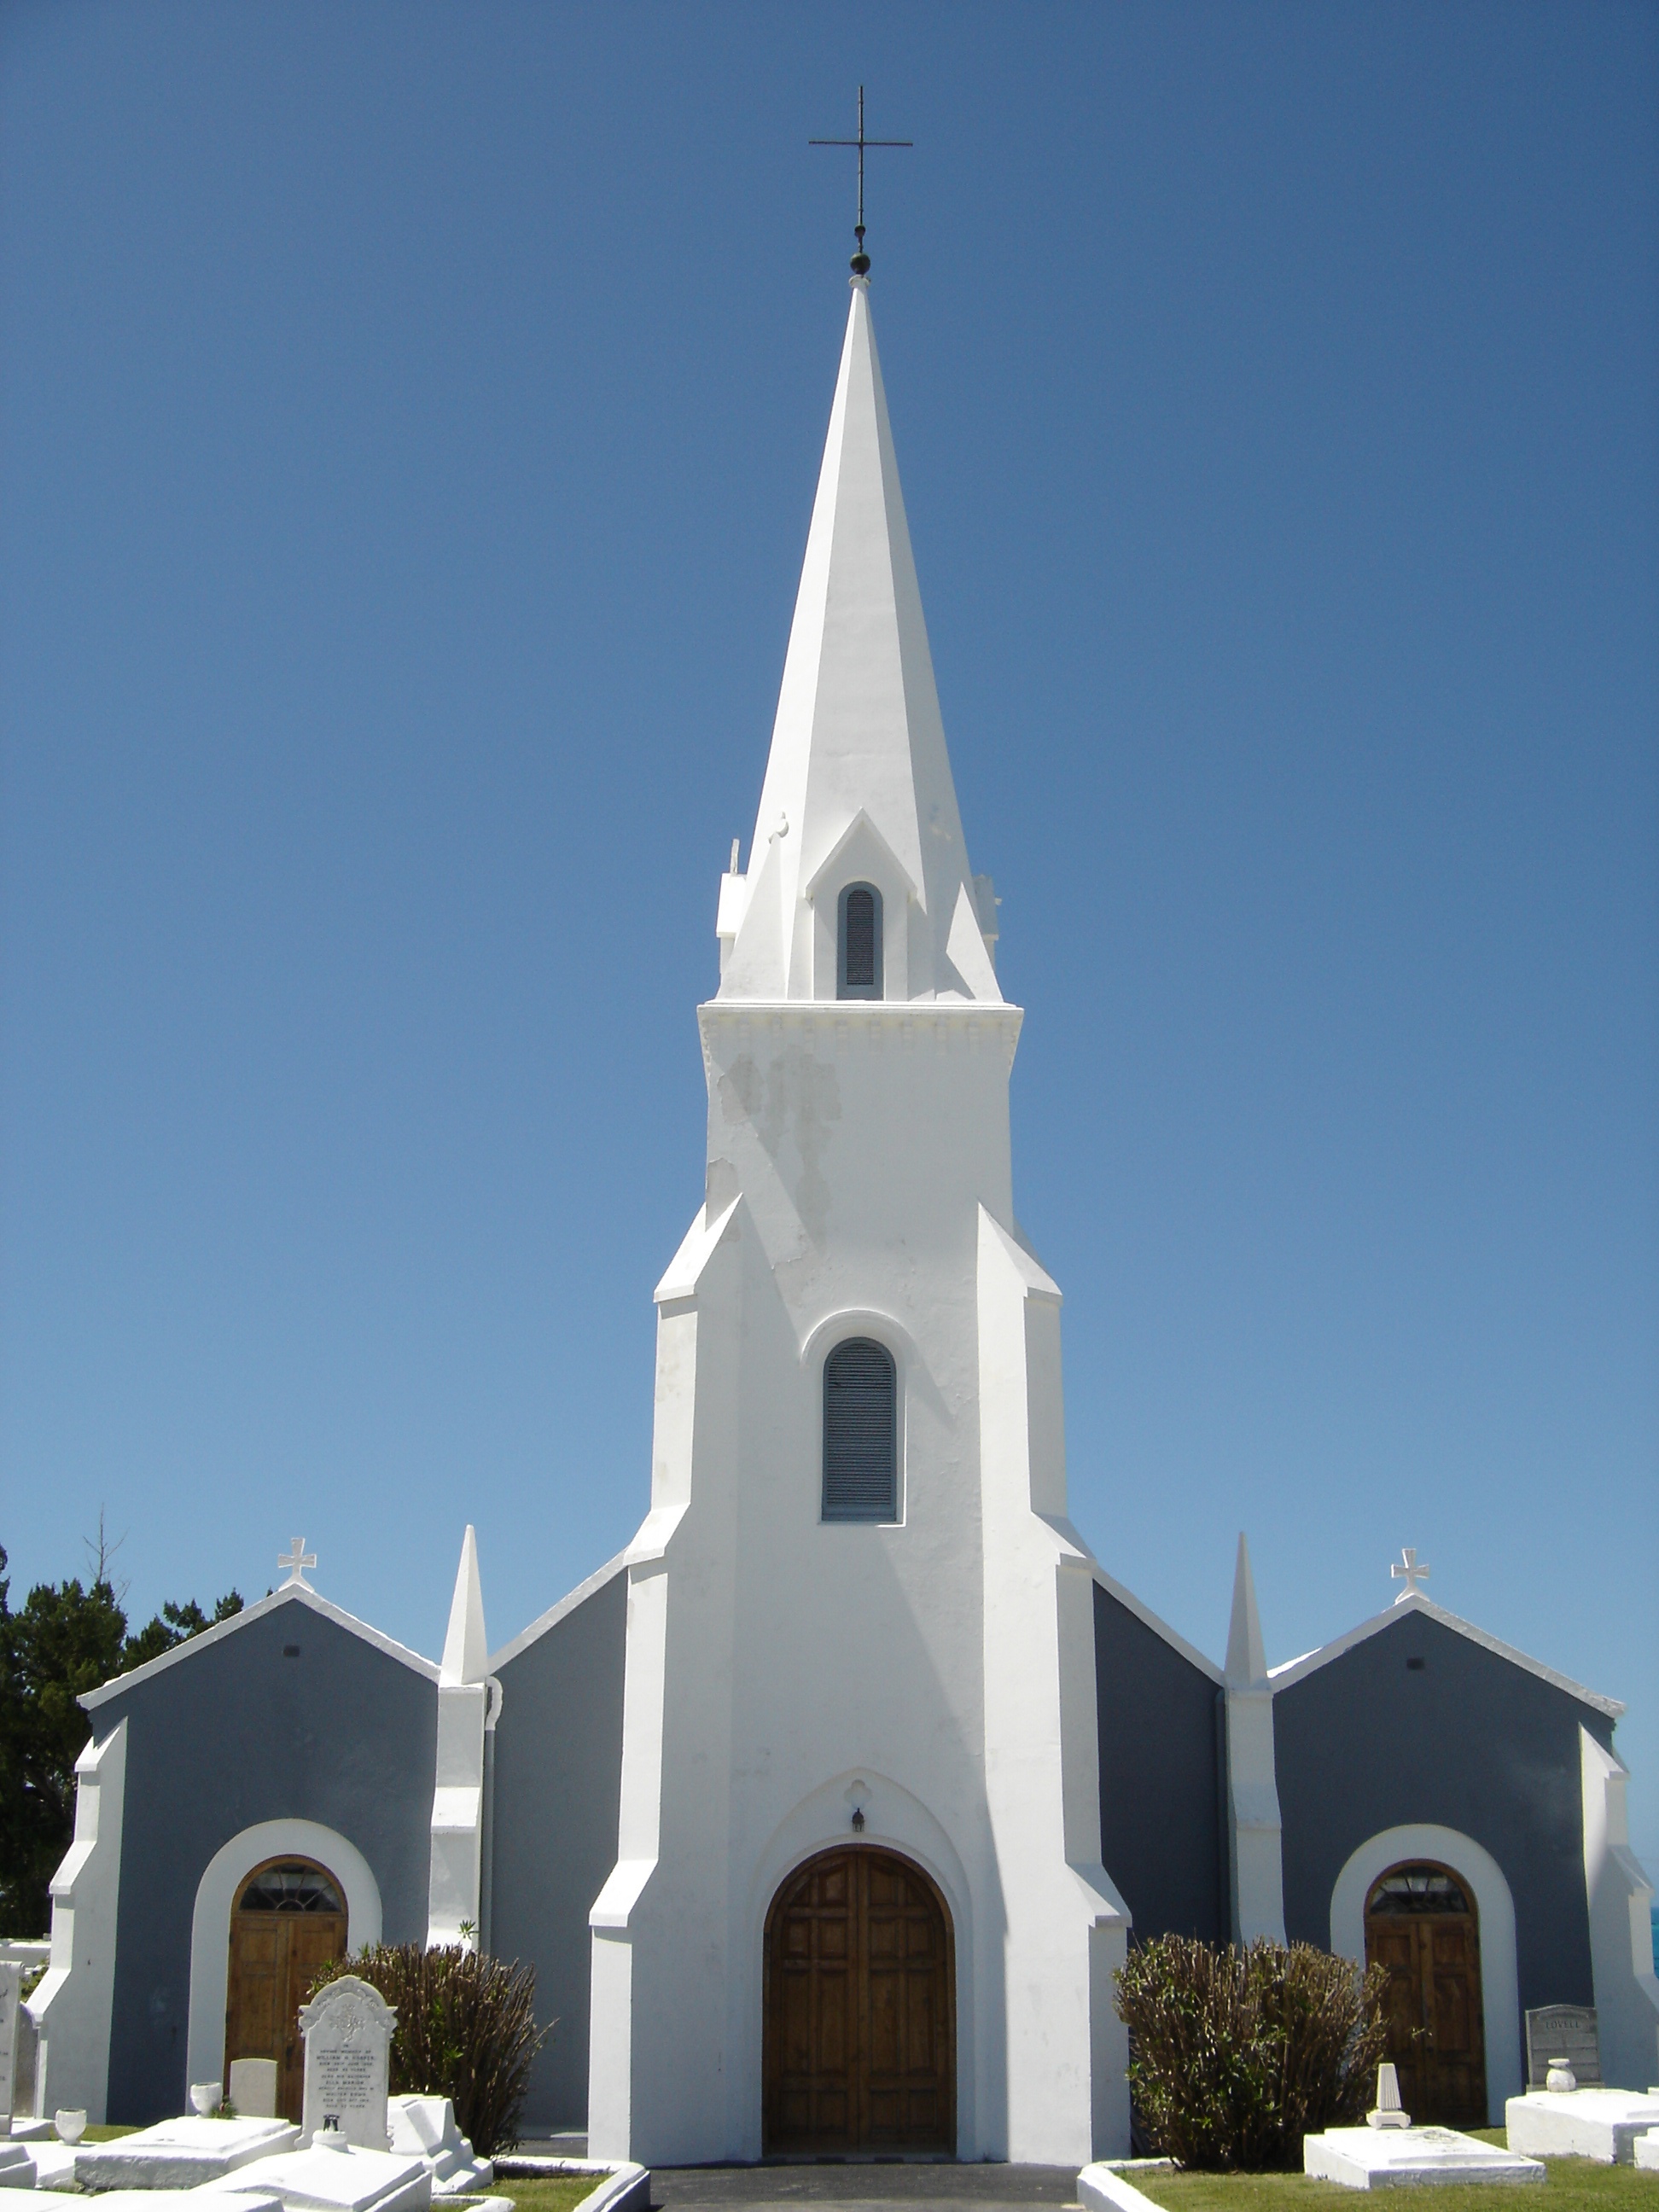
810, 85, 912, 276
1390, 1546, 1430, 1602
278, 1536, 317, 1590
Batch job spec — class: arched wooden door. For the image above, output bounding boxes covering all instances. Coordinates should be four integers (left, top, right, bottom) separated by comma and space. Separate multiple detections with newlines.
1365, 1861, 1487, 2127
763, 1846, 955, 2157
224, 1859, 348, 2120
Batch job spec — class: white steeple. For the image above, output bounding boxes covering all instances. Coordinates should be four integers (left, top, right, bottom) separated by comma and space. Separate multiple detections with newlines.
717, 278, 1000, 1005
1223, 1534, 1287, 1944
440, 1522, 488, 1686
1225, 1530, 1269, 1691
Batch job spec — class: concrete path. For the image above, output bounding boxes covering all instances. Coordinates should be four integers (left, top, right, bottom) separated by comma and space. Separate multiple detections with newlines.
647, 2164, 1081, 2211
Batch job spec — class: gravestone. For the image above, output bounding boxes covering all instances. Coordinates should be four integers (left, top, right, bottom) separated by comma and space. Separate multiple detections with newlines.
1525, 2004, 1601, 2088
1505, 2087, 1659, 2164
229, 2060, 280, 2120
0, 1962, 20, 2136
73, 2116, 297, 2190
298, 1977, 395, 2151
1303, 2126, 1545, 2189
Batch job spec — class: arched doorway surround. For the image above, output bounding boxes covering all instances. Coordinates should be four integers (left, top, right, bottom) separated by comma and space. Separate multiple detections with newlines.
1329, 1823, 1521, 2122
763, 1845, 955, 2156
1364, 1861, 1487, 2128
224, 1859, 349, 2119
186, 1819, 381, 2104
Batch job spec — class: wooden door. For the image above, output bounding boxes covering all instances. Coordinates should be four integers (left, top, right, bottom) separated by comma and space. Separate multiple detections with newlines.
764, 1846, 954, 2157
225, 1860, 348, 2121
1365, 1863, 1487, 2128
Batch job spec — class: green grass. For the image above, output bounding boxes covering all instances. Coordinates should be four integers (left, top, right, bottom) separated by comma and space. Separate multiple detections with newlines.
486, 2179, 599, 2212
1133, 2151, 1652, 2212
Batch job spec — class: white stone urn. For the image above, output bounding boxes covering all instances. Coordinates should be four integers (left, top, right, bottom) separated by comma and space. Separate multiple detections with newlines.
1545, 2059, 1578, 2094
189, 2081, 222, 2116
53, 2110, 86, 2145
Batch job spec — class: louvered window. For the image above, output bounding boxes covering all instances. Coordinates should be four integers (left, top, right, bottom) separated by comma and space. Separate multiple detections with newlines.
822, 1337, 898, 1521
838, 884, 882, 998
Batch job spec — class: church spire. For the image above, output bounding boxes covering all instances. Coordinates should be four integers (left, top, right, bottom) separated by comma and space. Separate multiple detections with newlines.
717, 280, 1000, 1004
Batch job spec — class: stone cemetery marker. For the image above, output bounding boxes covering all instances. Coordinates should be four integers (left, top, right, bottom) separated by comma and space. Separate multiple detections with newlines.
0, 1962, 21, 2135
1525, 2005, 1600, 2089
298, 1977, 395, 2151
230, 2058, 280, 2118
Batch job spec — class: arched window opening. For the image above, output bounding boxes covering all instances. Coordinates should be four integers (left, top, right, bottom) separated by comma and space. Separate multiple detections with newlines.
838, 884, 882, 999
822, 1337, 897, 1521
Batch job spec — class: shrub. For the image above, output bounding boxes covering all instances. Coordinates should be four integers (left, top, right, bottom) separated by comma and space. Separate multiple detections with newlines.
308, 1945, 550, 2156
1115, 1934, 1391, 2170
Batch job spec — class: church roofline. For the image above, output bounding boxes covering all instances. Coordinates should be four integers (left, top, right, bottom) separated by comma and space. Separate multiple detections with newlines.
1266, 1589, 1624, 1719
1091, 1565, 1225, 1686
79, 1581, 441, 1711
487, 1546, 631, 1674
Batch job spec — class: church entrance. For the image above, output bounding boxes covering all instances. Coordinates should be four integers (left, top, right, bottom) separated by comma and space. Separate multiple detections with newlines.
763, 1846, 955, 2157
1365, 1862, 1487, 2127
224, 1859, 349, 2120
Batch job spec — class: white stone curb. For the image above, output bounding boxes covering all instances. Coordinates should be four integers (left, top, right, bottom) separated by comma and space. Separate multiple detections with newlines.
491, 2158, 649, 2212
1079, 2163, 1166, 2212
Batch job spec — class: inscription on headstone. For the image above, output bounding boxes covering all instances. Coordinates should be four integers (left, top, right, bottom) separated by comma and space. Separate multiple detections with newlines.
1526, 2004, 1601, 2089
297, 1976, 396, 2151
0, 1963, 22, 2137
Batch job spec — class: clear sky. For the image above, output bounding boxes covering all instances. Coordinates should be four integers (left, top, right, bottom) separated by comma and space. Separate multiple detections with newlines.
3, 3, 1656, 1868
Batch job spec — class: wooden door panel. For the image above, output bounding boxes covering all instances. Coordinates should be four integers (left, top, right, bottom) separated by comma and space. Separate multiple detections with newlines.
764, 1847, 953, 2156
1365, 1878, 1486, 2132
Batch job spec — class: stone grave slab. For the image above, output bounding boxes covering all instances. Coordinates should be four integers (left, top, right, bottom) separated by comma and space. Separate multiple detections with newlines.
298, 1978, 395, 2152
204, 2140, 432, 2212
0, 2140, 33, 2191
1505, 2088, 1659, 2164
1635, 2131, 1659, 2173
26, 2140, 80, 2189
77, 2195, 283, 2212
386, 2098, 492, 2195
1304, 2125, 1545, 2188
74, 2116, 299, 2190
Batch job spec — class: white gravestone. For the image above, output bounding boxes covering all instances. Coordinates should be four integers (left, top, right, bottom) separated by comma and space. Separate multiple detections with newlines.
73, 2116, 298, 2190
385, 2097, 492, 2195
1304, 2125, 1545, 2189
203, 2141, 432, 2212
298, 1978, 395, 2152
0, 1964, 20, 2137
230, 2060, 281, 2120
1505, 2087, 1659, 2164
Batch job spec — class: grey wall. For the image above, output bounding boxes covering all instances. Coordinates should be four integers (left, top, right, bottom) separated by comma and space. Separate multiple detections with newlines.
488, 1567, 627, 2132
1275, 1610, 1615, 2015
101, 1598, 438, 2125
1094, 1583, 1226, 1946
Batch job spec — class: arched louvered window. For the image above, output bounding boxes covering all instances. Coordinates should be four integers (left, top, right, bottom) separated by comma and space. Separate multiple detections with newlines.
822, 1337, 898, 1522
838, 883, 882, 999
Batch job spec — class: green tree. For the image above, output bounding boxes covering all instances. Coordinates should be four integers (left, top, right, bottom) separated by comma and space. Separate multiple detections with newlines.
0, 1544, 242, 1936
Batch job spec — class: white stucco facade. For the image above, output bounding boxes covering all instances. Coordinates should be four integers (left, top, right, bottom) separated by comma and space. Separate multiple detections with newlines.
585, 278, 1127, 2166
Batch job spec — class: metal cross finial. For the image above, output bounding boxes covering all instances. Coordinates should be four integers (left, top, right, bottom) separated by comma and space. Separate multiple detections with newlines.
278, 1536, 317, 1590
810, 85, 913, 275
1390, 1546, 1430, 1603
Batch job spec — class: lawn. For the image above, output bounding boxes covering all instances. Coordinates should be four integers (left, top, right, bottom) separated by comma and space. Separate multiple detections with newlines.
487, 2178, 601, 2212
1133, 2146, 1655, 2212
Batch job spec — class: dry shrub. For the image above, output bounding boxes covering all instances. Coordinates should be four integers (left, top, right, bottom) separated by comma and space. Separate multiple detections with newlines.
1115, 1934, 1390, 2170
309, 1945, 550, 2156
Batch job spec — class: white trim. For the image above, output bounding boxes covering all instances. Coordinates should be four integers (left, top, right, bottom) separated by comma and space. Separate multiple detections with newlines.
1091, 1567, 1225, 1686
487, 1551, 631, 1674
1268, 1592, 1622, 1719
81, 1586, 439, 1711
1330, 1822, 1522, 2123
186, 1821, 382, 2093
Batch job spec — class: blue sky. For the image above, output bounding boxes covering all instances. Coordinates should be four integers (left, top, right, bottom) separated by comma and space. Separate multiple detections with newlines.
3, 3, 1656, 1866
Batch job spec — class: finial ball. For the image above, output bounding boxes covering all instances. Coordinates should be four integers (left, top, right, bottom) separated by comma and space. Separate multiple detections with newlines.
850, 251, 870, 276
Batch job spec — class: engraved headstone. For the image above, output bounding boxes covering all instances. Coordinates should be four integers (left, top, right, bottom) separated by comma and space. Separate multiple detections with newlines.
1525, 2004, 1601, 2088
298, 1977, 396, 2151
0, 1961, 20, 2136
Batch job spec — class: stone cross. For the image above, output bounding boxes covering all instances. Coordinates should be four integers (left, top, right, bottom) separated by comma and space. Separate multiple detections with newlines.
297, 1976, 395, 2150
278, 1538, 317, 1590
1390, 1546, 1430, 1602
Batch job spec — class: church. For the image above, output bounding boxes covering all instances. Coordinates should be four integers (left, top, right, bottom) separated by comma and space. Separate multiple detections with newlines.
27, 270, 1658, 2168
